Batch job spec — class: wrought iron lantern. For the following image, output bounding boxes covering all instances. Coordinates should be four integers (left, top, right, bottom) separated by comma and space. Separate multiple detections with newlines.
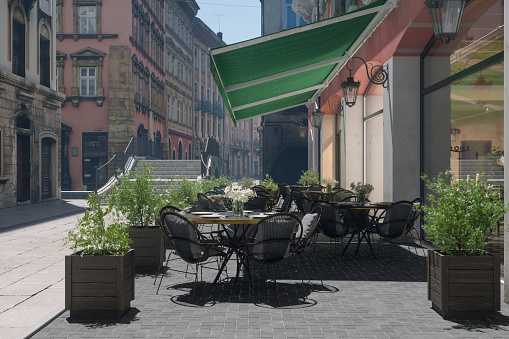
341, 71, 361, 108
341, 57, 389, 108
425, 0, 466, 44
298, 124, 307, 138
311, 108, 324, 129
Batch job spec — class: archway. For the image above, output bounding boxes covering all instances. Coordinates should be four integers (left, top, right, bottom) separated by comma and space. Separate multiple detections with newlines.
178, 141, 183, 160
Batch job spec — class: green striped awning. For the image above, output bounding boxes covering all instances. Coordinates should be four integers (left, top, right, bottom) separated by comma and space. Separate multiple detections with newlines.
210, 0, 396, 125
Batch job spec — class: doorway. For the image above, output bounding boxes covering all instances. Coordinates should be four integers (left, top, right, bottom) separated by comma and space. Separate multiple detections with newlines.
41, 138, 52, 199
17, 134, 30, 202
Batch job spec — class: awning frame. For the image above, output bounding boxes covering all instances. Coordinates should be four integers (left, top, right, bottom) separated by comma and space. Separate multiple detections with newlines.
210, 0, 398, 124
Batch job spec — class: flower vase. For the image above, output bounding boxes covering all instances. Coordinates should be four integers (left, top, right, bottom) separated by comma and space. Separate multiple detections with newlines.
358, 192, 367, 204
326, 184, 332, 193
233, 200, 244, 216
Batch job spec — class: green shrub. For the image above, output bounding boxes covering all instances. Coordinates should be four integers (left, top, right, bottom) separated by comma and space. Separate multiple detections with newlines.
108, 165, 160, 227
238, 177, 254, 189
261, 174, 278, 191
421, 170, 507, 256
298, 168, 319, 186
65, 192, 131, 256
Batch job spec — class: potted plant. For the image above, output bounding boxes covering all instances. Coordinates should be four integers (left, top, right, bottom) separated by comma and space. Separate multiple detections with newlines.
238, 177, 255, 189
298, 168, 320, 186
108, 165, 165, 272
64, 192, 134, 318
421, 170, 507, 319
261, 174, 278, 193
323, 178, 338, 192
350, 182, 374, 204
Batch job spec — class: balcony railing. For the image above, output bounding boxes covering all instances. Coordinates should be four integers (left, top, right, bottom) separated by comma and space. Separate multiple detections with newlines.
212, 102, 224, 117
201, 100, 211, 113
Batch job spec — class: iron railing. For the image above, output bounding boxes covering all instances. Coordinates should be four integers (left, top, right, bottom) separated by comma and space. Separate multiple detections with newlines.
95, 152, 117, 193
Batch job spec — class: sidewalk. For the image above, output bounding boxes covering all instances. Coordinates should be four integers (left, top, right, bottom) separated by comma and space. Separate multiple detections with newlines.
0, 199, 87, 339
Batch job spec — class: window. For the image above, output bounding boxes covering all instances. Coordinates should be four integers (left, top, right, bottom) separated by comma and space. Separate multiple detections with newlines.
171, 98, 175, 120
70, 47, 105, 105
79, 6, 96, 34
80, 67, 96, 96
167, 96, 171, 119
40, 26, 51, 88
133, 14, 138, 42
12, 7, 25, 77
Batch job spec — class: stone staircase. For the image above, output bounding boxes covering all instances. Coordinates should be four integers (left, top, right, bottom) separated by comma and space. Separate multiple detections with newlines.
133, 159, 202, 192
452, 157, 503, 183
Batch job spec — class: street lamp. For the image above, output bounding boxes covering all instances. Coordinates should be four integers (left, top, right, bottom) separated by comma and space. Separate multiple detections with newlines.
311, 94, 343, 127
311, 108, 324, 129
425, 0, 466, 44
340, 57, 389, 108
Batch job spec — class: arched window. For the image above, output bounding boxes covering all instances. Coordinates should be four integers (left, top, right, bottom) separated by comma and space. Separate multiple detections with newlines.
40, 24, 51, 87
178, 141, 183, 160
12, 7, 25, 77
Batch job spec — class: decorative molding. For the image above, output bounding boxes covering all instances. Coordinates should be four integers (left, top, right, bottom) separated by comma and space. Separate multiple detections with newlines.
16, 89, 35, 102
57, 33, 117, 41
67, 95, 105, 107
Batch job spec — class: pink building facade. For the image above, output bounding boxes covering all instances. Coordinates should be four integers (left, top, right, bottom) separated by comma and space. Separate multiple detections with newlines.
57, 0, 165, 191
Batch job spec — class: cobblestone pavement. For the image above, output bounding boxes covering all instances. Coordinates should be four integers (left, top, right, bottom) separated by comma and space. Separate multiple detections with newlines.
34, 242, 509, 338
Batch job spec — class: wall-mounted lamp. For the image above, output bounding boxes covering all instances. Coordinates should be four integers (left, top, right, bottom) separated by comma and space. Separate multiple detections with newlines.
311, 95, 343, 128
340, 57, 389, 108
256, 125, 264, 135
425, 0, 466, 44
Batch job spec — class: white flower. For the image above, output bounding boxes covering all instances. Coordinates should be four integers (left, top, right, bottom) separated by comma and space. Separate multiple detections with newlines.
224, 186, 256, 203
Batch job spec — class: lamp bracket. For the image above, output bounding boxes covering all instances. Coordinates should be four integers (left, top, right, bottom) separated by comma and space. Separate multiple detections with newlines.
316, 94, 343, 116
346, 56, 389, 88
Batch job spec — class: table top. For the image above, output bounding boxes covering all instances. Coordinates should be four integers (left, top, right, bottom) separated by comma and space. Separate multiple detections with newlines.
302, 191, 336, 196
332, 202, 393, 209
184, 212, 269, 224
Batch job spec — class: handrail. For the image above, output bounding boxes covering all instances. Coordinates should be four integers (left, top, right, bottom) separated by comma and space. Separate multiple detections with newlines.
95, 152, 117, 193
123, 136, 134, 155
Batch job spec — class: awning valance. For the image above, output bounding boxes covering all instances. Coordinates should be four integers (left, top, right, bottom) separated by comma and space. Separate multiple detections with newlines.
210, 0, 396, 125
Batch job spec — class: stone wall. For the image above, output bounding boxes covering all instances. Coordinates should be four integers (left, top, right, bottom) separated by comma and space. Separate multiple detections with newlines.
0, 69, 65, 208
108, 45, 135, 173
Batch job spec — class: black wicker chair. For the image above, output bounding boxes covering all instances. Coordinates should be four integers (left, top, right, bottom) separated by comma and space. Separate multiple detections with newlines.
156, 211, 226, 295
244, 212, 302, 287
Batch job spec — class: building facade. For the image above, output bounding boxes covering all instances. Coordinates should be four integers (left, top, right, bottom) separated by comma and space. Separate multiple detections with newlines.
57, 0, 166, 191
0, 0, 65, 208
165, 0, 196, 160
192, 19, 225, 166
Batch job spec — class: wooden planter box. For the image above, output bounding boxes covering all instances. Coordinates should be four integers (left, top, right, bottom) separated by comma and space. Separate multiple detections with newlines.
129, 227, 165, 272
65, 249, 134, 318
428, 250, 500, 319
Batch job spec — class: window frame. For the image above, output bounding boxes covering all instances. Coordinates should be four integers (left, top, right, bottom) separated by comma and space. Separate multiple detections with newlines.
73, 0, 102, 38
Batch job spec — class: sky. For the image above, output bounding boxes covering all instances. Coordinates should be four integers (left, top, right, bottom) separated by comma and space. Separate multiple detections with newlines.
195, 0, 262, 45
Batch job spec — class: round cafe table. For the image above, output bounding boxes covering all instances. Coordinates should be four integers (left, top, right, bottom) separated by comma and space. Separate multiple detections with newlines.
332, 202, 392, 258
184, 211, 269, 284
